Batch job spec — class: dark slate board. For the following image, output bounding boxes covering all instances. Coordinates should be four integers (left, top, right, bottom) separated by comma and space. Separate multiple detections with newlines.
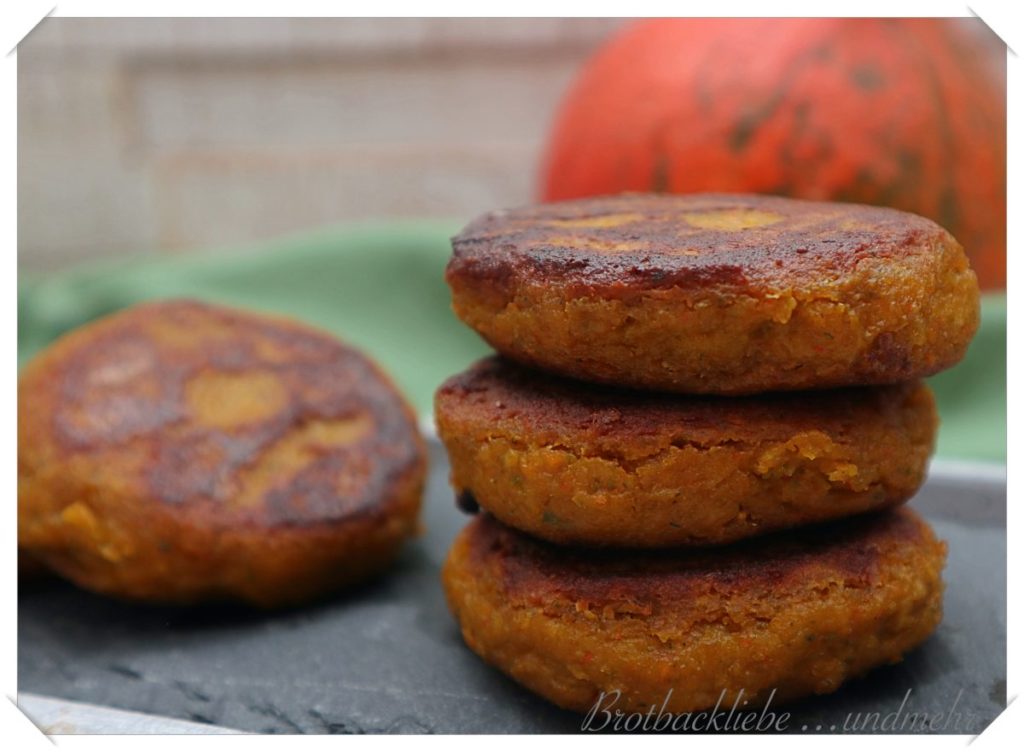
18, 441, 1006, 734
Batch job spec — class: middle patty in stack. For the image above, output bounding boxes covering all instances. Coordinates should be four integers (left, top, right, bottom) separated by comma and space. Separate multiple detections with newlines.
436, 357, 936, 548
437, 192, 980, 715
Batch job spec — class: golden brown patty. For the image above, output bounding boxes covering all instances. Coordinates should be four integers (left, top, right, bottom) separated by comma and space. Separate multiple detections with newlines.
19, 299, 426, 607
436, 357, 936, 547
447, 193, 980, 394
443, 509, 946, 715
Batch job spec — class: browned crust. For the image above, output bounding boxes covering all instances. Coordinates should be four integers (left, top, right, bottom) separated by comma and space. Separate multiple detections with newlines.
449, 193, 956, 297
18, 299, 427, 606
464, 508, 928, 608
437, 356, 931, 452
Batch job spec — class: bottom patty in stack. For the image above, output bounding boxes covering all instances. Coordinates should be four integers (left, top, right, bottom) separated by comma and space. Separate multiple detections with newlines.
443, 508, 945, 715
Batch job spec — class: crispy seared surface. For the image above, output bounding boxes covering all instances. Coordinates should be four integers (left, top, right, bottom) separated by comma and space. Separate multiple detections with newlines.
19, 299, 426, 607
435, 357, 936, 546
443, 509, 946, 714
468, 508, 926, 605
447, 193, 979, 394
452, 193, 945, 293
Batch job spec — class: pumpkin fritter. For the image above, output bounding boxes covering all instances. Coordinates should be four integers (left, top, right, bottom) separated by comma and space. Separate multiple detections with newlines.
442, 509, 946, 715
18, 299, 426, 607
447, 193, 979, 394
435, 358, 936, 547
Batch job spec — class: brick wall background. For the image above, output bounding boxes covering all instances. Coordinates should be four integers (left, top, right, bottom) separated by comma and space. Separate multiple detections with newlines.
18, 18, 622, 272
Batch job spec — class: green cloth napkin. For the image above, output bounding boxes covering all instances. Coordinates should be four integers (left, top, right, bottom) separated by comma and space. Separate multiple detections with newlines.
18, 220, 1006, 463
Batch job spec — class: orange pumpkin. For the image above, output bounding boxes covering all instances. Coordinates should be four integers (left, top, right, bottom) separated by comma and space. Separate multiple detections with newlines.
542, 18, 1006, 289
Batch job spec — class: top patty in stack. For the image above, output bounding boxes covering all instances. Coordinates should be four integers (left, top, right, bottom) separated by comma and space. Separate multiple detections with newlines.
447, 193, 980, 394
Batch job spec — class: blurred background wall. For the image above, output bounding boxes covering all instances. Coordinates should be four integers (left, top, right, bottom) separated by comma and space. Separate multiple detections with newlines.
18, 18, 622, 273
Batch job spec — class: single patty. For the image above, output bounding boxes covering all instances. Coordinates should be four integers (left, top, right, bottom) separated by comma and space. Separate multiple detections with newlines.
447, 193, 979, 394
435, 357, 936, 547
443, 509, 946, 716
19, 299, 426, 607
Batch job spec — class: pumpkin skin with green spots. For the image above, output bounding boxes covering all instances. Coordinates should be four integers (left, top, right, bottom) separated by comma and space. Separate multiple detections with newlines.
541, 18, 1006, 289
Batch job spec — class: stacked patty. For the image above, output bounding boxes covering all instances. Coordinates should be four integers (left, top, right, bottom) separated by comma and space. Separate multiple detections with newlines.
437, 193, 979, 716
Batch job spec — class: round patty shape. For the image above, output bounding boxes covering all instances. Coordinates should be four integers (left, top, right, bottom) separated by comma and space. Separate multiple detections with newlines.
435, 357, 937, 547
447, 193, 980, 394
443, 509, 946, 716
19, 299, 426, 607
